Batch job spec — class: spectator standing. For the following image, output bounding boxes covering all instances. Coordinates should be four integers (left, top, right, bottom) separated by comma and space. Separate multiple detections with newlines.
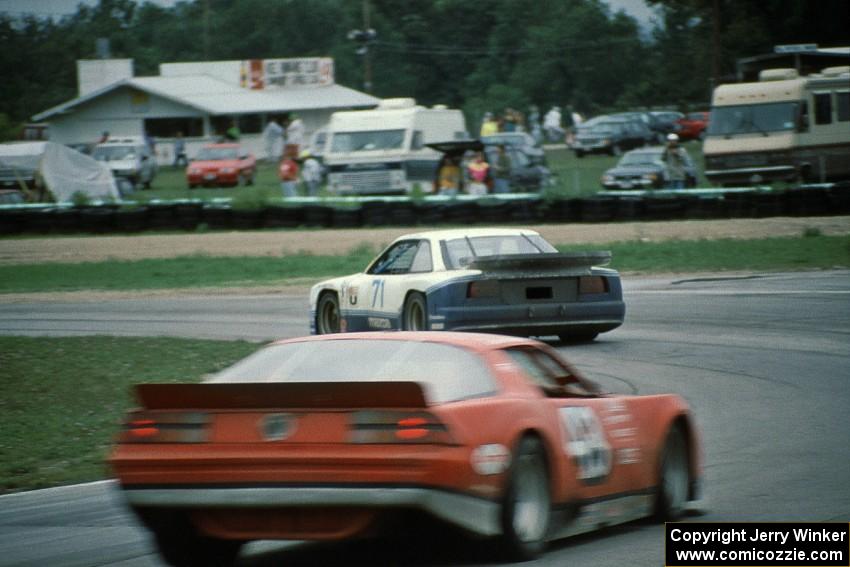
528, 105, 543, 145
480, 112, 499, 137
466, 151, 490, 196
279, 155, 300, 197
435, 154, 462, 196
661, 133, 689, 189
173, 131, 188, 167
263, 117, 284, 161
225, 120, 241, 141
284, 113, 305, 158
543, 106, 564, 142
98, 131, 110, 144
300, 150, 322, 197
492, 144, 512, 193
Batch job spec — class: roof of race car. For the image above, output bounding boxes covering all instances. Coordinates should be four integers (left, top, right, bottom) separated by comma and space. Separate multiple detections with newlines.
392, 227, 541, 242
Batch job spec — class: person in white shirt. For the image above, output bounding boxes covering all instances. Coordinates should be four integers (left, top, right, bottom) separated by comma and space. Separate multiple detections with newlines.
284, 114, 305, 158
300, 149, 322, 196
543, 106, 564, 143
262, 118, 284, 161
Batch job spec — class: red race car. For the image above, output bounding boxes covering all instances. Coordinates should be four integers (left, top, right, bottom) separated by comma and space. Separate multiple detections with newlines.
109, 332, 703, 566
675, 111, 710, 141
186, 143, 256, 188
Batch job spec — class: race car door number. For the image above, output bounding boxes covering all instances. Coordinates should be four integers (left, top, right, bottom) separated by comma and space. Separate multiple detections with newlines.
559, 406, 612, 483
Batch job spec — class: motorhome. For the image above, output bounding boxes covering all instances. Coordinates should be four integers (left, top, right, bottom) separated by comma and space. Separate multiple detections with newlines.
323, 99, 467, 195
703, 66, 850, 185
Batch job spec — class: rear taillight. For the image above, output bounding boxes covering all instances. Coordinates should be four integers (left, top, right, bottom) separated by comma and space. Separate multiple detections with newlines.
467, 280, 499, 299
579, 276, 608, 295
120, 411, 209, 443
350, 411, 454, 444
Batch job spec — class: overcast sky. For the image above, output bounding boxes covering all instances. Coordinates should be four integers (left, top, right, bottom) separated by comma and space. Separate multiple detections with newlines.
1, 0, 656, 24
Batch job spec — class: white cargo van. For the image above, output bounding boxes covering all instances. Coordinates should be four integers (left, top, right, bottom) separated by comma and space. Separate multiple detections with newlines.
323, 99, 467, 195
703, 66, 850, 185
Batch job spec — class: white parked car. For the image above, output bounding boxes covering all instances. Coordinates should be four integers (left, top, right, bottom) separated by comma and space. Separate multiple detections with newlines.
91, 137, 157, 191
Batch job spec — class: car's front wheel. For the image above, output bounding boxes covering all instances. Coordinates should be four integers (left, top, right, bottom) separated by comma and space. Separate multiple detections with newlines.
316, 293, 341, 334
500, 436, 550, 561
402, 293, 428, 331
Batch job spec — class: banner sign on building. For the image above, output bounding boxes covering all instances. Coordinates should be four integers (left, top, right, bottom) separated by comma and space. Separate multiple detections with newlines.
240, 58, 334, 90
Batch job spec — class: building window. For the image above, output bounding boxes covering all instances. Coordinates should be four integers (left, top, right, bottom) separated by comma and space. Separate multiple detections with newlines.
144, 118, 204, 138
211, 114, 263, 138
813, 93, 832, 125
837, 92, 849, 122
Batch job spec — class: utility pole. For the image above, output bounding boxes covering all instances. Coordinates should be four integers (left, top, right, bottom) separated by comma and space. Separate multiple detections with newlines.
203, 0, 211, 60
711, 0, 721, 90
362, 0, 372, 93
347, 0, 376, 93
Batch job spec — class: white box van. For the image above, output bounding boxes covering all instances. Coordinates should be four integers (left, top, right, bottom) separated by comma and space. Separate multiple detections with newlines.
91, 136, 158, 191
324, 99, 467, 195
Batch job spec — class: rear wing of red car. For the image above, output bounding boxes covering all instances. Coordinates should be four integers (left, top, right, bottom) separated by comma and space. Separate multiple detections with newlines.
135, 381, 428, 410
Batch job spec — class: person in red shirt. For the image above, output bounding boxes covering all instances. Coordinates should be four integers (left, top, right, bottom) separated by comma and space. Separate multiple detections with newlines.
279, 156, 299, 197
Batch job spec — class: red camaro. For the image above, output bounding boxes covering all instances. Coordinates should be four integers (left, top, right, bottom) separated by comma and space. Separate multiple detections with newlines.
186, 143, 256, 188
109, 332, 703, 566
675, 111, 710, 141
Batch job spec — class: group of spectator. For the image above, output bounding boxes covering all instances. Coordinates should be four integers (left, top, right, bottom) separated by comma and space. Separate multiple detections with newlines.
259, 114, 322, 197
479, 105, 584, 145
434, 144, 512, 196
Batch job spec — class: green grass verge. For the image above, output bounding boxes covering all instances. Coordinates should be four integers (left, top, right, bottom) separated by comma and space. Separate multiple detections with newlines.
1, 235, 847, 294
0, 336, 259, 493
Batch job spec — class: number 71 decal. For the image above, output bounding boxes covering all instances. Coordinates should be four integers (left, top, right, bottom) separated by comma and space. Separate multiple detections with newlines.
371, 279, 385, 308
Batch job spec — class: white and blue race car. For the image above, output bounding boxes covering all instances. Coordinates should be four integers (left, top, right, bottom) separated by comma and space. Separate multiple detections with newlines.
309, 228, 625, 342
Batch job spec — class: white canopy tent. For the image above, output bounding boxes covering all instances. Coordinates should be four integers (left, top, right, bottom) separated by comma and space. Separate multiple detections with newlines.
0, 141, 120, 203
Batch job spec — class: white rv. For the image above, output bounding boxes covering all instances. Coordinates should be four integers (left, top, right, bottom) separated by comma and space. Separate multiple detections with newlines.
703, 66, 850, 185
323, 99, 467, 195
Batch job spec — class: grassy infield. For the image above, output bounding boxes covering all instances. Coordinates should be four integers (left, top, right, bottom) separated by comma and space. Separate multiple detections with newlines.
1, 142, 848, 492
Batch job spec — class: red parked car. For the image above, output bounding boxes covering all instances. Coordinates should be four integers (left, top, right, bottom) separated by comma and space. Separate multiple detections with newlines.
186, 144, 256, 188
675, 112, 710, 141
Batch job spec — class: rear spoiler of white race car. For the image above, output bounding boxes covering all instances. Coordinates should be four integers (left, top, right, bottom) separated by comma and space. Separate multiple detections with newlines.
467, 252, 612, 278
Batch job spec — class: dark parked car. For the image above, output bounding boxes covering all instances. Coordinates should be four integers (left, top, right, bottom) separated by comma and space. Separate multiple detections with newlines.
427, 139, 552, 192
481, 132, 547, 166
649, 111, 685, 137
600, 146, 698, 190
572, 119, 652, 157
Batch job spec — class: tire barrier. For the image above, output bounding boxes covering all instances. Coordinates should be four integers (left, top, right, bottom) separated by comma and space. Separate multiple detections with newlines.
2, 185, 848, 235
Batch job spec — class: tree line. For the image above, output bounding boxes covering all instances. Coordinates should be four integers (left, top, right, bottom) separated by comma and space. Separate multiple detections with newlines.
1, 0, 847, 141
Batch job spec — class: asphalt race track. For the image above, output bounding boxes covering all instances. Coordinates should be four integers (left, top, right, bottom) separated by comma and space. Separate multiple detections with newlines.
1, 270, 848, 566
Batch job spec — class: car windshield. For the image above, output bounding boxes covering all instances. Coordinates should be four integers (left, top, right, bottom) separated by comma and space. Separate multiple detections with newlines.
196, 147, 239, 160
330, 130, 406, 152
618, 150, 662, 166
442, 234, 557, 269
707, 102, 798, 136
580, 124, 617, 136
92, 146, 136, 160
207, 340, 497, 404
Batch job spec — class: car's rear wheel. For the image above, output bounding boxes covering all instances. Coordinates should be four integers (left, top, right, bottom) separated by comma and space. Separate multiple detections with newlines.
316, 293, 341, 334
558, 332, 599, 344
138, 509, 244, 567
402, 293, 428, 331
500, 436, 550, 561
655, 425, 689, 521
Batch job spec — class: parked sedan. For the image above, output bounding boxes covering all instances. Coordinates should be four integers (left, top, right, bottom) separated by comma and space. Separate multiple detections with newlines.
601, 146, 698, 190
572, 119, 652, 157
676, 111, 710, 141
186, 144, 256, 188
109, 332, 702, 566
